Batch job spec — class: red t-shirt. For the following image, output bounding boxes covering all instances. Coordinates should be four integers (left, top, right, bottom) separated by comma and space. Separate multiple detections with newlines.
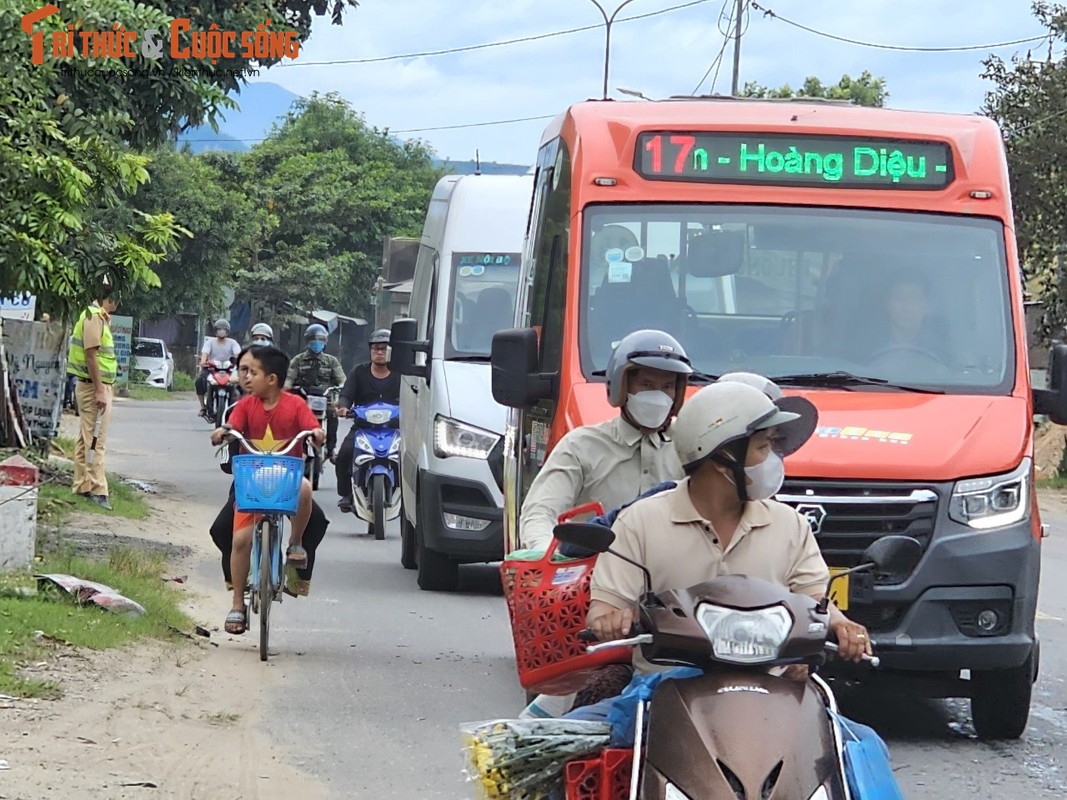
227, 391, 319, 457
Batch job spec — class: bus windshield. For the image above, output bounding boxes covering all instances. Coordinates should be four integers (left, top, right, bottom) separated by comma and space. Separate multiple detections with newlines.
580, 205, 1013, 393
446, 251, 522, 359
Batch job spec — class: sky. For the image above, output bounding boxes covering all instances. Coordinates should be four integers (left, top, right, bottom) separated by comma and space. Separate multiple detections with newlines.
250, 0, 1052, 165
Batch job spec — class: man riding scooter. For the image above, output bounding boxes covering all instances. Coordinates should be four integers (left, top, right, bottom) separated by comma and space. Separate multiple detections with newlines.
285, 324, 345, 462
335, 329, 401, 524
197, 318, 241, 420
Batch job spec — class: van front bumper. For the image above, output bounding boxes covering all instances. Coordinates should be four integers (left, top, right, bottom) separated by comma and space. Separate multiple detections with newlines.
848, 517, 1040, 673
419, 470, 504, 563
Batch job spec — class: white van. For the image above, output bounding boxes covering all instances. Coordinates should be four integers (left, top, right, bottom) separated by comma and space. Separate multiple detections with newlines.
391, 173, 534, 591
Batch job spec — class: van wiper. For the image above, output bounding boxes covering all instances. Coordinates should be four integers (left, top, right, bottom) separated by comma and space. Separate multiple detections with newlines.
447, 354, 492, 362
769, 371, 945, 394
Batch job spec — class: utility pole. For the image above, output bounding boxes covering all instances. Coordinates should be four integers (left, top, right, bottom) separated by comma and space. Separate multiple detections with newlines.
586, 0, 641, 100
730, 0, 744, 96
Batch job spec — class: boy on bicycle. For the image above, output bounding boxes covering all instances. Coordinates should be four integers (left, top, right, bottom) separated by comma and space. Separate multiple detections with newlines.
210, 345, 325, 635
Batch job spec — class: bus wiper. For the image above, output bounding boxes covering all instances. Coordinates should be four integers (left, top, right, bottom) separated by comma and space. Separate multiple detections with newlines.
447, 354, 492, 363
769, 371, 945, 394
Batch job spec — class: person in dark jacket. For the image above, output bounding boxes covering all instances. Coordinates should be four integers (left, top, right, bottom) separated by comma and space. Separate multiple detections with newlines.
335, 329, 401, 517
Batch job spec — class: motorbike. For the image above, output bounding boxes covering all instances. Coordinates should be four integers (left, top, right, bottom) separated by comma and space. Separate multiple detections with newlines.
551, 522, 922, 800
346, 402, 401, 540
292, 385, 341, 490
204, 359, 238, 427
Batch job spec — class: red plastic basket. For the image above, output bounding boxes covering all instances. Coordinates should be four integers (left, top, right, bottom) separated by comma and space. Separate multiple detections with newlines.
564, 749, 633, 800
500, 502, 633, 694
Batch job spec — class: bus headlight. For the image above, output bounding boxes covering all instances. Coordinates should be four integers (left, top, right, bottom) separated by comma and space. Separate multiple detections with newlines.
434, 416, 500, 459
949, 459, 1029, 530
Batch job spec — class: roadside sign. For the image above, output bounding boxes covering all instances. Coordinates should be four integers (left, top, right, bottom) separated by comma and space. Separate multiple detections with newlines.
111, 315, 134, 389
0, 293, 36, 321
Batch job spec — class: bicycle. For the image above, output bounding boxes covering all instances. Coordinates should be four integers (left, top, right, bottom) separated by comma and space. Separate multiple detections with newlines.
221, 427, 318, 662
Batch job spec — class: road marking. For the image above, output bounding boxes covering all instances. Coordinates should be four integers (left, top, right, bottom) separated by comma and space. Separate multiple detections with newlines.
1037, 611, 1063, 622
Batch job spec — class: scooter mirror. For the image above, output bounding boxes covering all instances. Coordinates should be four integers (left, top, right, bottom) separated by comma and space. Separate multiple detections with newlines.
861, 535, 923, 577
552, 522, 615, 553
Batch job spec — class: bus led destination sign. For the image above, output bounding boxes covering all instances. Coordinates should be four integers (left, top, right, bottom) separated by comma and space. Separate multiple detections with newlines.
636, 132, 954, 189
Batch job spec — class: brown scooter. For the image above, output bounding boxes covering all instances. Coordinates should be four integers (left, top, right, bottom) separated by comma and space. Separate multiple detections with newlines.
553, 523, 923, 800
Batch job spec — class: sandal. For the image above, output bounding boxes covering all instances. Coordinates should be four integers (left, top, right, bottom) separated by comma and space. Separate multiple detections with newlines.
224, 608, 247, 635
286, 544, 308, 566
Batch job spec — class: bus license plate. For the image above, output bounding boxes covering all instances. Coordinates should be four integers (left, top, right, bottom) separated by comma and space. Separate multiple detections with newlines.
828, 568, 850, 611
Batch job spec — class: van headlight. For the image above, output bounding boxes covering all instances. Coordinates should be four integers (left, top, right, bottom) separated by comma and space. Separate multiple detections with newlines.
434, 416, 499, 459
696, 604, 793, 664
949, 458, 1030, 530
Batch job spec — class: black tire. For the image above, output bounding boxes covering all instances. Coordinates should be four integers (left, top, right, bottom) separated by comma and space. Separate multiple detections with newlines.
258, 521, 273, 662
416, 503, 459, 592
311, 454, 321, 490
372, 474, 386, 540
214, 393, 226, 428
400, 503, 417, 570
971, 653, 1035, 740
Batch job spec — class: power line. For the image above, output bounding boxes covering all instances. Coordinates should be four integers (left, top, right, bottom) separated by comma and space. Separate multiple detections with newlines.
280, 0, 714, 68
750, 2, 1050, 53
691, 0, 735, 95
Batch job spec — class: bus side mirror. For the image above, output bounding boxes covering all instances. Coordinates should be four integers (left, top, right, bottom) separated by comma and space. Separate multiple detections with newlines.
390, 318, 429, 380
1034, 343, 1067, 424
491, 328, 554, 408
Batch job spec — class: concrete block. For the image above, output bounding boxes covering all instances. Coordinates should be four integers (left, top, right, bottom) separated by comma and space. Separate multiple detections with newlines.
0, 454, 38, 571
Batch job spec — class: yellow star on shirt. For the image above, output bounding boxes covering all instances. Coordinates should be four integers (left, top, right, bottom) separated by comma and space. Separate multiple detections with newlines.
252, 424, 285, 453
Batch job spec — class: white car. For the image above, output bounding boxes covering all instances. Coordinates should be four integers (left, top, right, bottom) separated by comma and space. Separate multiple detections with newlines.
133, 337, 175, 390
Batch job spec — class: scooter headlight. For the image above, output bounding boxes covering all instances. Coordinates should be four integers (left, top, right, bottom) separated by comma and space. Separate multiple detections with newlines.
388, 437, 401, 455
696, 604, 793, 664
807, 786, 830, 800
664, 783, 692, 800
354, 433, 373, 453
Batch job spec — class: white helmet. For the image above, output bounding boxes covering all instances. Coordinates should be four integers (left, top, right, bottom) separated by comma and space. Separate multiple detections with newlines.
673, 381, 817, 473
250, 322, 274, 343
716, 372, 819, 453
605, 329, 693, 414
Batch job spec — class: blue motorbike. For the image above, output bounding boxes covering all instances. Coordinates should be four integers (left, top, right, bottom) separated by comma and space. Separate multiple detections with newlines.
349, 402, 401, 540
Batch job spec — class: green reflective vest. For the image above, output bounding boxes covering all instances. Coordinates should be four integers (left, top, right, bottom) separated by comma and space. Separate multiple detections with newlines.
67, 305, 117, 384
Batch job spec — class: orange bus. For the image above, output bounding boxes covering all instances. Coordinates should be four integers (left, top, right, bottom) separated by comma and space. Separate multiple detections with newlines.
489, 98, 1067, 740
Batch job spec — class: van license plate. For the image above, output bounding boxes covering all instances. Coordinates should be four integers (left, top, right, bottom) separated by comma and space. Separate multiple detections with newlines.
828, 568, 850, 611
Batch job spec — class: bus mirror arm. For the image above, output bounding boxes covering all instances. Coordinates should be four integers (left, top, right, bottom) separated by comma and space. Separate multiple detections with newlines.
1034, 343, 1067, 425
491, 328, 555, 408
390, 318, 430, 381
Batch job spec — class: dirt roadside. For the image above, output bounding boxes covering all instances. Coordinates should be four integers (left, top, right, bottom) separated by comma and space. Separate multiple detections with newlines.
0, 420, 330, 800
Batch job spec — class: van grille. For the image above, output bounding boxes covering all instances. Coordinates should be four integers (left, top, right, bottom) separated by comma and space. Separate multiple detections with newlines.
777, 481, 939, 573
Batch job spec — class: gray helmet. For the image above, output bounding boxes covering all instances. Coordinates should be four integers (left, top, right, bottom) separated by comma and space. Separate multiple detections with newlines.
250, 322, 273, 342
605, 329, 693, 411
213, 318, 230, 334
369, 328, 391, 345
305, 323, 328, 340
716, 372, 818, 456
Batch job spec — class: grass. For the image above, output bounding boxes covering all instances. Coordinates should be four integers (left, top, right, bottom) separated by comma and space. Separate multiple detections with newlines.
1037, 474, 1067, 490
38, 476, 150, 523
0, 547, 193, 698
202, 710, 241, 725
125, 383, 177, 401
173, 371, 195, 392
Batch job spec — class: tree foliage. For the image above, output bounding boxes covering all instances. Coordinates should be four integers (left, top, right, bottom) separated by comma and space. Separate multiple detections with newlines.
235, 92, 441, 321
0, 0, 359, 315
982, 1, 1067, 338
740, 71, 888, 107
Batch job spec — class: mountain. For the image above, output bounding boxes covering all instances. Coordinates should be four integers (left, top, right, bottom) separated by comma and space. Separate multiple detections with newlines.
177, 81, 299, 153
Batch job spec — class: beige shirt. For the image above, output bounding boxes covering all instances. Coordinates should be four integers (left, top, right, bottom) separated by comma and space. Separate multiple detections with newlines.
519, 415, 683, 551
591, 478, 830, 671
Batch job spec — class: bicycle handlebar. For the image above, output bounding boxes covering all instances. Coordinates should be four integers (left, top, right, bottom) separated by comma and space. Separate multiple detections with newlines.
222, 427, 318, 456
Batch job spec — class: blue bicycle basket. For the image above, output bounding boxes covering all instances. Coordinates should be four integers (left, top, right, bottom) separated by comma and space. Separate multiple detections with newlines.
232, 454, 304, 515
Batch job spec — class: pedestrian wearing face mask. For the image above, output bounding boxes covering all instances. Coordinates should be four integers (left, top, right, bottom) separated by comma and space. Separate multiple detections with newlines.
518, 330, 693, 551
585, 381, 872, 668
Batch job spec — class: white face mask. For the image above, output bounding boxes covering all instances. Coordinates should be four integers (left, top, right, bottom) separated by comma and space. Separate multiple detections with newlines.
626, 390, 674, 430
744, 451, 785, 501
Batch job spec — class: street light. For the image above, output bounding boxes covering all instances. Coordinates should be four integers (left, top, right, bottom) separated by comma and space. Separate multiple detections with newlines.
586, 0, 641, 101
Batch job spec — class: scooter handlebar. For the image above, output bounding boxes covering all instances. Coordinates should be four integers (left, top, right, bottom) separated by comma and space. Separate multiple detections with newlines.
824, 641, 880, 668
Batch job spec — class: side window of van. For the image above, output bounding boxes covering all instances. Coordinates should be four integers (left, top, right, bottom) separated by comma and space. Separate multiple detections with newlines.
528, 140, 572, 372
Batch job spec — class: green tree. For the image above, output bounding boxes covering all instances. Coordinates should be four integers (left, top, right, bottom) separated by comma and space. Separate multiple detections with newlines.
982, 1, 1067, 338
236, 93, 441, 320
121, 147, 265, 322
0, 0, 359, 314
741, 71, 888, 107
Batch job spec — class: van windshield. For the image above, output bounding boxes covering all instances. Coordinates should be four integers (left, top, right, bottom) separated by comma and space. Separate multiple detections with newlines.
580, 205, 1014, 394
446, 251, 522, 358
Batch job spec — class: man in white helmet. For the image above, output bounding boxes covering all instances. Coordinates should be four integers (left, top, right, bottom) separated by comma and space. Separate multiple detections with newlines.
586, 380, 873, 668
518, 329, 694, 551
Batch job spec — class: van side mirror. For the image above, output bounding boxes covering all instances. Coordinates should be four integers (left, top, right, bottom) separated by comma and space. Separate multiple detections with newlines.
491, 328, 555, 408
390, 318, 429, 380
1034, 343, 1067, 424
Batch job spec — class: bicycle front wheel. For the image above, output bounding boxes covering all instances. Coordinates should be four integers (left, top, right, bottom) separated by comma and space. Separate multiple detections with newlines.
259, 518, 274, 662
